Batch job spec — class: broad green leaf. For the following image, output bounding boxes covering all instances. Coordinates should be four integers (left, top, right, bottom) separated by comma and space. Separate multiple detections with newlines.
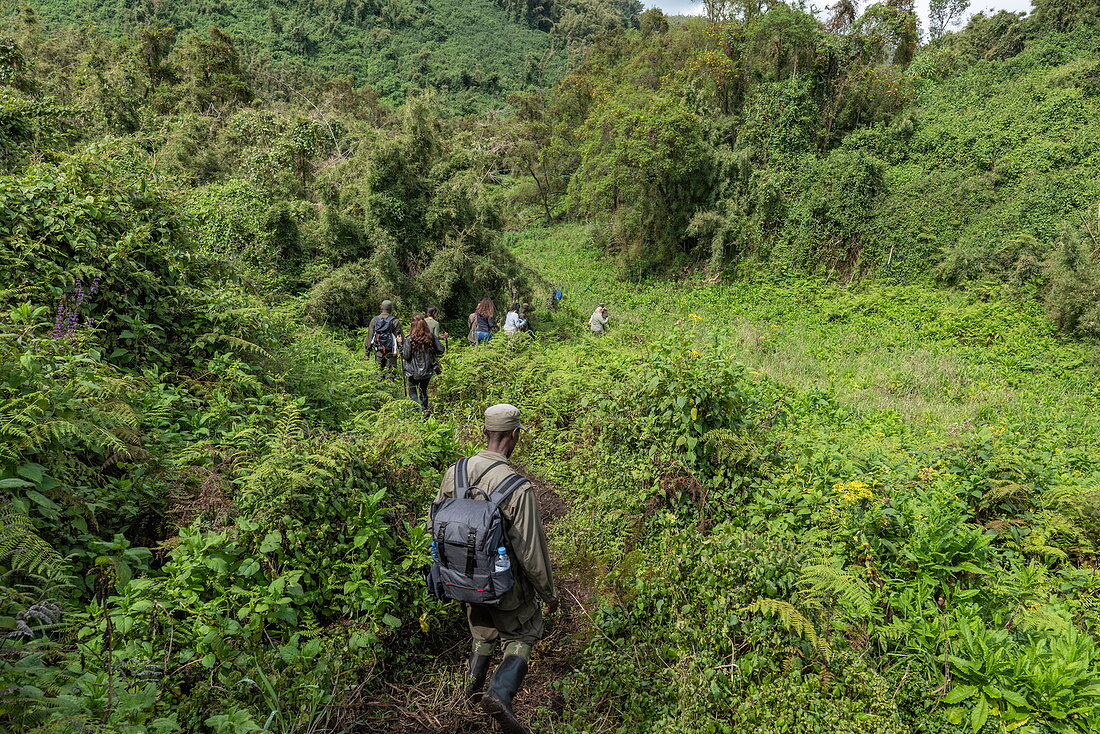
16, 463, 43, 483
259, 530, 281, 553
944, 686, 978, 704
971, 696, 989, 734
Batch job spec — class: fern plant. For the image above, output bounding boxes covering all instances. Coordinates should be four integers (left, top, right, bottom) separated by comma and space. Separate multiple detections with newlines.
0, 501, 67, 579
745, 598, 832, 661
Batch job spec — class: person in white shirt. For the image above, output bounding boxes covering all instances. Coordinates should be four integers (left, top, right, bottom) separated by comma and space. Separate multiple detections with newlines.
503, 303, 527, 335
589, 303, 609, 335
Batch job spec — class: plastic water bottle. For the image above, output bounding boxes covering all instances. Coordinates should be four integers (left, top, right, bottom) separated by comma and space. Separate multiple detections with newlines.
430, 541, 439, 562
494, 547, 510, 573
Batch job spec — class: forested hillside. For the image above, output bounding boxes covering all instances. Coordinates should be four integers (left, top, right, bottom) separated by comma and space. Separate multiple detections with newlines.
508, 0, 1100, 332
3, 0, 1100, 732
17, 0, 645, 110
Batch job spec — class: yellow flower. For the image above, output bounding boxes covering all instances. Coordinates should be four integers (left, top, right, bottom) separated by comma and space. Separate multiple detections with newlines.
688, 313, 703, 321
832, 480, 874, 505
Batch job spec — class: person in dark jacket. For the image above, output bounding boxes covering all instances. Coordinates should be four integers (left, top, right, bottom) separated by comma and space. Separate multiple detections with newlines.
401, 314, 445, 413
472, 297, 497, 345
366, 299, 404, 381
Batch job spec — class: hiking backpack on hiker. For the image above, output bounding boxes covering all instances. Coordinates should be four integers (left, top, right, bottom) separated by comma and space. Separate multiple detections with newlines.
371, 315, 397, 354
426, 458, 527, 606
403, 339, 439, 380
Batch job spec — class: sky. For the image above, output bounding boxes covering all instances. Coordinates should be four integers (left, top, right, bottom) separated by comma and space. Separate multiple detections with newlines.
651, 0, 1034, 25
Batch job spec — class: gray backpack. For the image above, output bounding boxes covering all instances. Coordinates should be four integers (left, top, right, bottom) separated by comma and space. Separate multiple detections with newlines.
426, 458, 526, 606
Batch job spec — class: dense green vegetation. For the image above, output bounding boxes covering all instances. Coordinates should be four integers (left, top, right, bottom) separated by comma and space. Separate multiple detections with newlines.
509, 0, 1100, 335
4, 0, 1100, 732
452, 225, 1100, 733
15, 0, 648, 111
19, 0, 553, 110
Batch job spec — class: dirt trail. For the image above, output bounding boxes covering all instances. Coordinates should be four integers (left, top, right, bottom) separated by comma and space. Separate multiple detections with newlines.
366, 466, 594, 733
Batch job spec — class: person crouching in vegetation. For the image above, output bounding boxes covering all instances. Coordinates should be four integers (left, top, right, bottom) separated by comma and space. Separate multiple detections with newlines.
434, 405, 558, 733
366, 299, 403, 380
471, 297, 497, 344
589, 303, 609, 335
503, 302, 527, 336
401, 314, 445, 413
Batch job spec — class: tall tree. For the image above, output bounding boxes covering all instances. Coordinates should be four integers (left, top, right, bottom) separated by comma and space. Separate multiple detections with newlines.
928, 0, 969, 39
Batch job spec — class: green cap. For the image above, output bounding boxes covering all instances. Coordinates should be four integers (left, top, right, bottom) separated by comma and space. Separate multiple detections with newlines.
484, 404, 524, 432
381, 299, 393, 311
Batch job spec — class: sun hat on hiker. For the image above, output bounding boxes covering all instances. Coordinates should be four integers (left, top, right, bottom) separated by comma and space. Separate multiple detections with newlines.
381, 299, 393, 311
484, 404, 524, 432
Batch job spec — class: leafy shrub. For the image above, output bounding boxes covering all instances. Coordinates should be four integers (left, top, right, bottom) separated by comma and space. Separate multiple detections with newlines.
304, 260, 379, 329
1046, 229, 1100, 337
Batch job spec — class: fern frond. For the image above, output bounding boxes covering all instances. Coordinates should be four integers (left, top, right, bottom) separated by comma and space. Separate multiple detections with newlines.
981, 480, 1030, 509
746, 598, 832, 661
0, 502, 68, 579
704, 429, 763, 466
194, 332, 273, 360
797, 563, 875, 617
1014, 604, 1071, 633
874, 619, 913, 642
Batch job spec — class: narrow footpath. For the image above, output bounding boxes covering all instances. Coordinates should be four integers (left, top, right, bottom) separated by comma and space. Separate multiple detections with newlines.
371, 466, 593, 733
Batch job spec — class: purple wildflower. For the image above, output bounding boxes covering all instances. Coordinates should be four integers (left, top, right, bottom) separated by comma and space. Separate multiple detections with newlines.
50, 277, 102, 340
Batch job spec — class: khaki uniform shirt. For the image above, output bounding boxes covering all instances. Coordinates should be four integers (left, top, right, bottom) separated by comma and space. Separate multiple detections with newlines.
436, 450, 557, 610
424, 316, 442, 339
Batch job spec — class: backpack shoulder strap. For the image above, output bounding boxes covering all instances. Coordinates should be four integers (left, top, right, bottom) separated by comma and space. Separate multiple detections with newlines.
453, 457, 471, 499
488, 473, 528, 507
469, 461, 507, 489
462, 461, 508, 501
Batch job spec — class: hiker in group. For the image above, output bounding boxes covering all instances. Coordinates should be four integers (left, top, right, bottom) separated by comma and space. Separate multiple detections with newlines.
470, 297, 497, 345
547, 289, 563, 311
424, 306, 448, 341
365, 300, 404, 380
589, 302, 609, 336
401, 314, 446, 413
503, 302, 527, 336
429, 405, 557, 734
519, 303, 532, 332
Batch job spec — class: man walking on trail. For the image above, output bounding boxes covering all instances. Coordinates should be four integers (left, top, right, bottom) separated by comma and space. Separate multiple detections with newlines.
365, 300, 403, 381
435, 405, 557, 733
589, 303, 609, 335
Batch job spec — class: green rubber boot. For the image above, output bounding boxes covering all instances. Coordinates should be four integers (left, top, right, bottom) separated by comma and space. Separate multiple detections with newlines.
464, 650, 492, 703
481, 654, 530, 734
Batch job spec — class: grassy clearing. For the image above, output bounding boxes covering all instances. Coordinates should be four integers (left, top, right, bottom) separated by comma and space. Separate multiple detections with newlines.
509, 224, 1100, 438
